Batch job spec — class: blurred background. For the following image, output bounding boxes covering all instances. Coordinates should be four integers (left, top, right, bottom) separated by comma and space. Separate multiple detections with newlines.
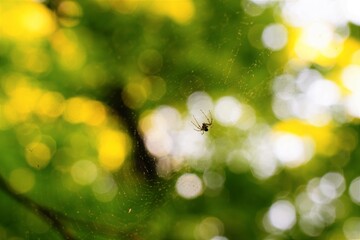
1, 0, 360, 239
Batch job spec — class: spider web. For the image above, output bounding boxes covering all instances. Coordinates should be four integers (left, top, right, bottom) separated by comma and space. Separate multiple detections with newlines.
0, 0, 287, 239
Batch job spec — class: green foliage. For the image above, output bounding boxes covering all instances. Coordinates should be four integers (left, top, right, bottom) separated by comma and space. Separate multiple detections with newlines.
1, 0, 360, 240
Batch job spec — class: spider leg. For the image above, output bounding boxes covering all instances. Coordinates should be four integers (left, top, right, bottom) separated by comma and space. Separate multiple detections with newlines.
201, 110, 212, 125
192, 116, 202, 128
191, 121, 200, 130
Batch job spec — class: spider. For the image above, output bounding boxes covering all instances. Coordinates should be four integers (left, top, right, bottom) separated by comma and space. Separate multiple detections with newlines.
191, 110, 213, 134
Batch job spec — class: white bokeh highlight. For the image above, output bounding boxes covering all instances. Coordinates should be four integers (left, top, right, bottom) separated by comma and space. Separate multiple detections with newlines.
214, 96, 242, 126
242, 125, 279, 179
272, 133, 314, 168
342, 65, 360, 118
319, 172, 346, 200
187, 91, 213, 115
294, 172, 347, 236
176, 173, 203, 199
349, 177, 360, 205
262, 23, 288, 50
343, 218, 360, 240
71, 160, 98, 185
301, 23, 334, 51
272, 69, 342, 125
281, 0, 347, 27
268, 200, 296, 231
345, 0, 360, 25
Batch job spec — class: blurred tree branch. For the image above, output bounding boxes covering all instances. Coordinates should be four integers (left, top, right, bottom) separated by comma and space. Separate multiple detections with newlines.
0, 88, 163, 239
104, 86, 159, 182
0, 173, 150, 239
0, 174, 76, 240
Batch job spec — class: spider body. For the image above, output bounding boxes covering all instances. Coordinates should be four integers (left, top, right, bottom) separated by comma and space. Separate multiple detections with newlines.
191, 110, 213, 134
201, 123, 209, 132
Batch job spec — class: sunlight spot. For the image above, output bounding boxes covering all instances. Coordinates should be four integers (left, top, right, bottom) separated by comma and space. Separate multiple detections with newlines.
250, 0, 273, 5
50, 30, 86, 70
273, 119, 335, 156
142, 107, 181, 158
341, 64, 360, 93
306, 80, 340, 107
242, 1, 265, 17
156, 156, 177, 177
1, 2, 56, 41
281, 0, 346, 27
268, 200, 296, 231
342, 64, 360, 117
352, 49, 360, 65
25, 142, 52, 169
211, 237, 228, 240
109, 0, 140, 13
203, 171, 225, 190
35, 91, 65, 119
155, 106, 182, 130
92, 174, 118, 202
295, 191, 313, 215
272, 132, 314, 168
3, 81, 42, 123
12, 85, 42, 114
87, 101, 107, 126
345, 0, 360, 25
9, 168, 35, 194
305, 174, 344, 215
64, 97, 106, 126
214, 96, 242, 126
24, 135, 56, 169
237, 104, 256, 130
262, 23, 288, 51
63, 97, 90, 124
195, 217, 224, 240
293, 22, 345, 64
302, 23, 333, 51
295, 184, 337, 237
176, 173, 203, 199
177, 126, 207, 159
307, 178, 330, 204
343, 217, 360, 240
349, 177, 360, 205
299, 214, 325, 237
98, 129, 129, 171
122, 81, 149, 109
71, 160, 98, 185
10, 46, 51, 74
245, 125, 278, 179
251, 154, 278, 180
145, 129, 172, 157
272, 69, 341, 126
57, 0, 83, 27
148, 76, 167, 101
319, 172, 345, 200
345, 94, 360, 118
294, 39, 318, 62
141, 105, 210, 173
149, 0, 195, 24
187, 92, 213, 114
293, 22, 343, 63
